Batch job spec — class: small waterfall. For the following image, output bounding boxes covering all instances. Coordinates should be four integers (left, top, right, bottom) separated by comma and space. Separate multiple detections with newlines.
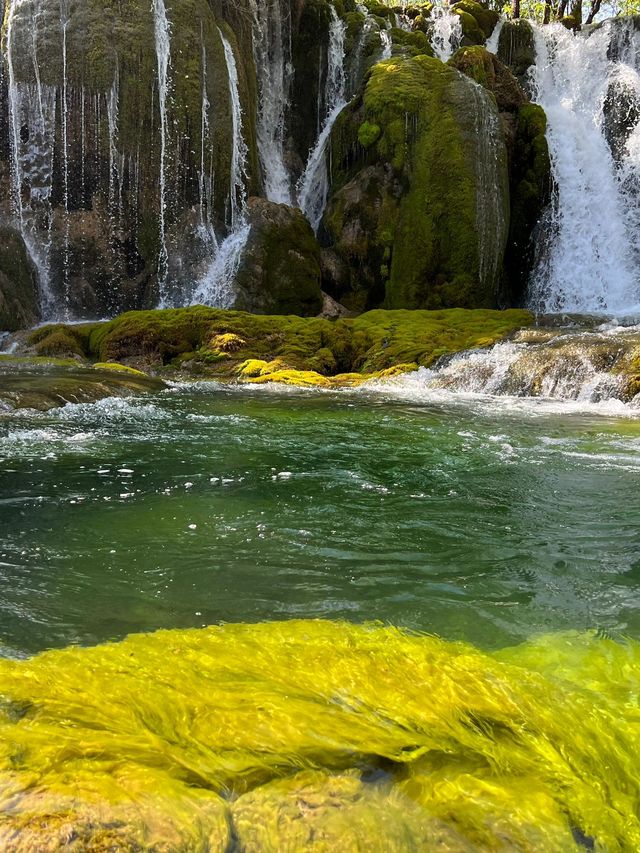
529, 21, 640, 316
469, 81, 507, 292
297, 6, 347, 232
250, 0, 292, 205
191, 28, 250, 309
60, 0, 70, 316
380, 28, 393, 61
486, 16, 505, 54
198, 24, 214, 230
430, 5, 462, 63
382, 324, 640, 407
4, 0, 57, 317
219, 27, 248, 231
151, 0, 171, 302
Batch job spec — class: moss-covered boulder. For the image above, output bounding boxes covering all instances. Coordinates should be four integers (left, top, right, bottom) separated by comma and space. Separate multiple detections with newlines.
452, 0, 499, 46
496, 19, 537, 92
233, 198, 324, 316
449, 46, 527, 113
325, 55, 510, 310
502, 104, 551, 304
0, 227, 40, 331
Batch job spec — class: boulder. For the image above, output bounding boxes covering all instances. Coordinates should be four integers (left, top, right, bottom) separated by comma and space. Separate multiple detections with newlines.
0, 227, 40, 331
325, 55, 510, 310
233, 198, 324, 316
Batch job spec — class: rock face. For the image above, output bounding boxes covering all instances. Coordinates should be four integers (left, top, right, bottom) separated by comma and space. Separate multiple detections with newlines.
325, 54, 510, 311
0, 227, 40, 331
449, 45, 551, 305
0, 0, 552, 326
234, 199, 323, 316
497, 20, 537, 93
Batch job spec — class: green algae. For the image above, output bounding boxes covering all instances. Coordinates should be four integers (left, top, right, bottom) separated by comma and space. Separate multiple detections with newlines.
0, 620, 639, 849
24, 306, 533, 382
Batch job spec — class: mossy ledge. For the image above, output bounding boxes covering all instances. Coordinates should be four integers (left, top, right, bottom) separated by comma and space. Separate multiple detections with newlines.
23, 307, 534, 387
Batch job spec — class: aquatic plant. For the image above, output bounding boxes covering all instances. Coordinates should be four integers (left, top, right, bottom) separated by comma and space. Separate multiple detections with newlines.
0, 620, 639, 849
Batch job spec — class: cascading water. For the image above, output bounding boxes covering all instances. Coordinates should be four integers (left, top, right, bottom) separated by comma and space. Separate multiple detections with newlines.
4, 0, 57, 317
430, 5, 462, 63
60, 0, 70, 316
379, 323, 640, 410
151, 0, 171, 303
529, 21, 640, 316
249, 0, 292, 205
380, 27, 393, 61
191, 28, 250, 308
296, 6, 347, 232
485, 16, 505, 55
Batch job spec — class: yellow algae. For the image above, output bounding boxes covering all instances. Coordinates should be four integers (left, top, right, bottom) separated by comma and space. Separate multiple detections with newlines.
231, 769, 472, 852
92, 361, 149, 377
0, 620, 639, 850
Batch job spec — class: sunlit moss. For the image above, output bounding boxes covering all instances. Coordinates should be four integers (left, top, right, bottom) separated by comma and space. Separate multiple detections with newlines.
26, 307, 533, 383
0, 620, 639, 849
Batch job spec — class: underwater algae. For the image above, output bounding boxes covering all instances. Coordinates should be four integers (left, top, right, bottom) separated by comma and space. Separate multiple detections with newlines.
0, 620, 639, 851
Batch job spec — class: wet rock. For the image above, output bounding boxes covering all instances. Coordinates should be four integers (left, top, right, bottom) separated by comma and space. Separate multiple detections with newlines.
497, 19, 537, 94
233, 198, 323, 316
0, 227, 40, 331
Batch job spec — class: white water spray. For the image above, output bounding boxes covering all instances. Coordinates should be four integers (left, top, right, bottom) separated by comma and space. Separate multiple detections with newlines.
191, 28, 250, 308
250, 0, 292, 204
5, 0, 57, 317
430, 5, 462, 63
529, 21, 640, 315
151, 0, 171, 302
297, 6, 347, 232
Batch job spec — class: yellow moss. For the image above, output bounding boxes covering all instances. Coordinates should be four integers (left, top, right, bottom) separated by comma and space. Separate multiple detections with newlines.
92, 361, 148, 377
210, 332, 246, 353
0, 621, 639, 849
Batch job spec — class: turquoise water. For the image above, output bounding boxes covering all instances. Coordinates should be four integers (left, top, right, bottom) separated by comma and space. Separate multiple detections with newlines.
1, 380, 639, 656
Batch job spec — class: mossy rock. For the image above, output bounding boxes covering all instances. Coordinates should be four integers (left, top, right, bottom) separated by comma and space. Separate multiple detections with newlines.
232, 198, 324, 316
26, 305, 533, 384
0, 227, 40, 332
496, 19, 537, 90
452, 0, 499, 40
449, 46, 527, 113
502, 103, 551, 305
326, 55, 510, 310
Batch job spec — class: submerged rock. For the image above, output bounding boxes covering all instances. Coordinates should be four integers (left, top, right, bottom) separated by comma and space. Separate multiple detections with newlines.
0, 620, 639, 849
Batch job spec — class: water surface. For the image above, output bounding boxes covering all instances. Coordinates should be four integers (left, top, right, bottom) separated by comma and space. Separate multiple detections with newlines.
1, 380, 639, 656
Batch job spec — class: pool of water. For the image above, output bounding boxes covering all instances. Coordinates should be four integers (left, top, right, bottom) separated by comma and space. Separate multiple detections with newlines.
1, 379, 639, 657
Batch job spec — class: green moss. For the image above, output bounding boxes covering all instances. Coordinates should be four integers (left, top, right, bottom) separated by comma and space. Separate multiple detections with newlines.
452, 0, 499, 41
1, 621, 640, 848
388, 26, 433, 57
358, 120, 382, 147
496, 19, 536, 86
39, 305, 531, 382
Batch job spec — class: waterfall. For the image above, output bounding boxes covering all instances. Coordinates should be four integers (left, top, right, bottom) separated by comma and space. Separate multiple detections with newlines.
249, 0, 292, 205
380, 27, 393, 61
198, 24, 214, 231
4, 0, 57, 317
297, 6, 347, 232
430, 5, 462, 63
151, 0, 171, 302
60, 0, 70, 316
529, 21, 640, 316
486, 16, 505, 55
379, 324, 640, 408
191, 28, 250, 309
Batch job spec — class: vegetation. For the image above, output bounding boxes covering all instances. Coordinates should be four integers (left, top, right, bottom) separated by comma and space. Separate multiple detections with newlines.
1, 620, 639, 849
24, 307, 534, 386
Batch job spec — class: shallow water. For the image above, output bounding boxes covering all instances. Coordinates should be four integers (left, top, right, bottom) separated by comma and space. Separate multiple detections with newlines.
1, 380, 639, 657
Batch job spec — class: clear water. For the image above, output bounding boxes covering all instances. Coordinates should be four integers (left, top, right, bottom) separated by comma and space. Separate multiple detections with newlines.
1, 381, 639, 658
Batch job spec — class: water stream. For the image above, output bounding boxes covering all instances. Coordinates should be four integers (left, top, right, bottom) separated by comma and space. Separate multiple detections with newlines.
250, 0, 292, 204
296, 6, 347, 232
529, 20, 640, 315
151, 0, 172, 303
191, 28, 250, 308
